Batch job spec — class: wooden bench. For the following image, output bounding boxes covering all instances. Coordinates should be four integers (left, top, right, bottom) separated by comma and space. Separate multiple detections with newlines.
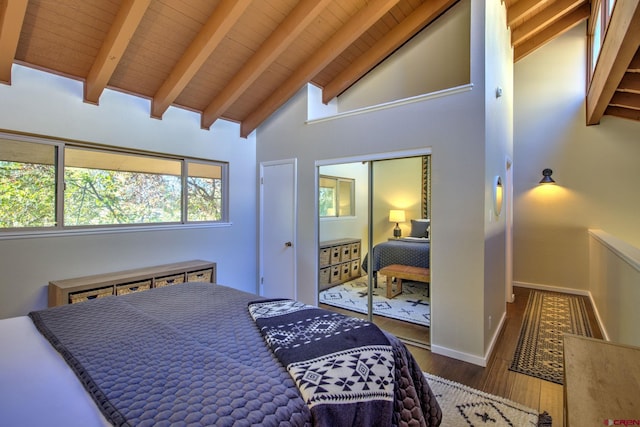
378, 264, 430, 299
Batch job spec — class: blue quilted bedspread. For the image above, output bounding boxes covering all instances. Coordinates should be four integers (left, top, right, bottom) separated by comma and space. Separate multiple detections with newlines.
30, 284, 311, 426
362, 239, 430, 273
30, 283, 441, 426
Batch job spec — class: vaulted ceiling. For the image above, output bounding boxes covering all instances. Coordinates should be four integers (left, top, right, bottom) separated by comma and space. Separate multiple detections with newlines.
0, 0, 639, 138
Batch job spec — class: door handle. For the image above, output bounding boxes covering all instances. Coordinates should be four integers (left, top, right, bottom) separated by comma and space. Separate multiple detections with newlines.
285, 241, 292, 247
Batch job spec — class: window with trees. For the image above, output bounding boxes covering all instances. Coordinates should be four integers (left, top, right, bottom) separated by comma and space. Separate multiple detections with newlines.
319, 175, 355, 217
588, 0, 617, 78
0, 134, 227, 232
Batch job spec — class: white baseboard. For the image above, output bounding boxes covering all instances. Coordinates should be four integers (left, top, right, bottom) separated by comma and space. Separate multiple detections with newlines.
430, 344, 487, 367
484, 310, 507, 362
513, 280, 590, 296
514, 281, 610, 341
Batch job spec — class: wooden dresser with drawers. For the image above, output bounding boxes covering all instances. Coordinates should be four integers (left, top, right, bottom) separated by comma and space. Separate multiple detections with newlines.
319, 238, 361, 291
48, 260, 216, 306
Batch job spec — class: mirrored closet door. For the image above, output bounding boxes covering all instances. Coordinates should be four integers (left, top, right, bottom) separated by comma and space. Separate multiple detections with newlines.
317, 155, 431, 348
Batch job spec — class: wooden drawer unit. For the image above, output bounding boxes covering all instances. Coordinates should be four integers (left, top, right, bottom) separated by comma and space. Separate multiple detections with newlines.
154, 273, 185, 288
187, 268, 213, 283
69, 286, 114, 304
330, 247, 341, 264
115, 280, 152, 296
350, 260, 360, 277
49, 260, 216, 307
319, 267, 331, 287
340, 244, 351, 262
340, 263, 351, 281
319, 238, 362, 291
350, 242, 360, 259
330, 265, 341, 284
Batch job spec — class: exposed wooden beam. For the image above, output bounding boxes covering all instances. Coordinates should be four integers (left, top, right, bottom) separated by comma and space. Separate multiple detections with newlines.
511, 0, 584, 47
507, 0, 552, 27
604, 105, 640, 121
151, 0, 251, 119
514, 4, 589, 62
0, 0, 28, 85
322, 0, 457, 104
201, 0, 332, 130
586, 0, 640, 125
617, 73, 640, 94
240, 0, 401, 137
84, 0, 151, 104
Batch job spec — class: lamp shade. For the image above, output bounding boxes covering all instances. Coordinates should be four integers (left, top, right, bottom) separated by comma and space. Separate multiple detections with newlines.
389, 209, 406, 223
539, 168, 556, 184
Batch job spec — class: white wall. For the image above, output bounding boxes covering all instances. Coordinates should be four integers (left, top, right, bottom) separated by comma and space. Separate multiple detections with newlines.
513, 25, 640, 292
0, 65, 257, 319
337, 0, 471, 112
589, 230, 640, 346
256, 0, 510, 365
482, 0, 513, 351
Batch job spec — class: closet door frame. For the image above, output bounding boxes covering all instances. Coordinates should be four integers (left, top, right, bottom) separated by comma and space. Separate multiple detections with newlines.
316, 147, 432, 326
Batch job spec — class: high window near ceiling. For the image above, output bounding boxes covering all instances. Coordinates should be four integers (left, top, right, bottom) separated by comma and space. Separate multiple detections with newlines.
588, 0, 617, 76
0, 134, 228, 232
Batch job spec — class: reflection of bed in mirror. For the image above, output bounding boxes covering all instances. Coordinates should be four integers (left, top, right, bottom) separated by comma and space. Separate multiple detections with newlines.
362, 218, 431, 286
362, 237, 430, 286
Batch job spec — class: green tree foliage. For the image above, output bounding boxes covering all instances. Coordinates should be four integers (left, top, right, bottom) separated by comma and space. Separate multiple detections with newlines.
64, 168, 182, 225
0, 162, 56, 227
188, 177, 222, 221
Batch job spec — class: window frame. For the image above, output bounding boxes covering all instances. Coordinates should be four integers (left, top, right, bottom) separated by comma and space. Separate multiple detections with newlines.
0, 132, 229, 238
587, 0, 617, 86
319, 174, 355, 218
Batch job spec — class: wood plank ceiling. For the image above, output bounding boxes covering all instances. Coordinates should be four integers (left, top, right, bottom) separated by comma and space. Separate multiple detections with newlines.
0, 0, 639, 139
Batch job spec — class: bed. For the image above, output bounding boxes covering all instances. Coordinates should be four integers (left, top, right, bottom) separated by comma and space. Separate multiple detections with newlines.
362, 219, 431, 287
0, 282, 441, 426
362, 238, 430, 286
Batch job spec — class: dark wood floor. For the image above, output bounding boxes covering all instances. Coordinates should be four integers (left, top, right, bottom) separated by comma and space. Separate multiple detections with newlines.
323, 286, 603, 427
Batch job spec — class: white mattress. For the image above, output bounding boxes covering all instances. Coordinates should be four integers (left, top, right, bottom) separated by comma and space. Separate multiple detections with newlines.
0, 316, 110, 427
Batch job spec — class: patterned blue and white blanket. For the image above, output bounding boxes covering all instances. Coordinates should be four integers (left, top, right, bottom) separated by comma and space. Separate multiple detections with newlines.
248, 299, 396, 427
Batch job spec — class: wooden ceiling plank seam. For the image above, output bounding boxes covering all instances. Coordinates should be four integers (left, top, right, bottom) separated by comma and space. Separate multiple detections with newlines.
511, 0, 585, 47
150, 0, 252, 119
0, 0, 29, 84
201, 0, 333, 129
514, 4, 589, 62
84, 0, 152, 104
507, 0, 553, 27
322, 0, 457, 104
240, 0, 402, 137
586, 0, 640, 125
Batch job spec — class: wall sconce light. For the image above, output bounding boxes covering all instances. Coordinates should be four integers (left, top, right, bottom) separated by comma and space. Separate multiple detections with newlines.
493, 176, 503, 216
389, 209, 406, 238
539, 168, 556, 184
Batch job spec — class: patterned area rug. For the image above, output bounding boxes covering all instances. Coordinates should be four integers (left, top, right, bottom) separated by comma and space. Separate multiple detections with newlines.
509, 290, 593, 384
425, 373, 552, 427
319, 275, 430, 327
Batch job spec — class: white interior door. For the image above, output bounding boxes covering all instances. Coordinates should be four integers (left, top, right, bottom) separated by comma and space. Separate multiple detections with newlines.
259, 159, 297, 299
